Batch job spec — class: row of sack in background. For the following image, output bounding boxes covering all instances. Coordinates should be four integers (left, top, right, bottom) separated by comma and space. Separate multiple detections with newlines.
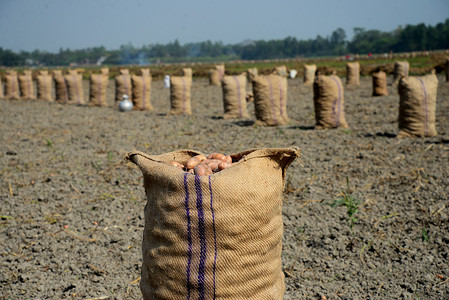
0, 62, 439, 137
0, 60, 422, 104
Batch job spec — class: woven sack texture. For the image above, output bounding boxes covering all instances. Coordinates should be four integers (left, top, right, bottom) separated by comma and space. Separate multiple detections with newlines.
210, 65, 225, 86
0, 76, 3, 98
169, 76, 192, 115
346, 62, 360, 86
89, 74, 109, 106
101, 67, 109, 75
303, 64, 317, 86
64, 70, 85, 105
222, 75, 249, 119
392, 61, 409, 86
252, 74, 289, 126
275, 65, 288, 77
53, 70, 69, 103
131, 74, 153, 111
372, 71, 388, 96
247, 67, 258, 82
36, 70, 53, 102
313, 75, 348, 129
398, 73, 438, 137
182, 68, 193, 78
115, 69, 132, 103
127, 147, 300, 300
18, 70, 35, 100
5, 71, 19, 99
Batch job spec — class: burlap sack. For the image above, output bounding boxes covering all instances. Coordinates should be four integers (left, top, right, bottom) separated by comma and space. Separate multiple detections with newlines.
275, 65, 288, 77
89, 74, 109, 106
169, 76, 192, 115
392, 61, 409, 86
126, 147, 300, 300
64, 70, 85, 105
5, 71, 20, 100
210, 65, 225, 86
182, 68, 193, 78
303, 64, 317, 86
53, 70, 69, 103
313, 75, 348, 129
140, 68, 151, 77
18, 70, 35, 100
36, 70, 53, 102
0, 76, 3, 99
252, 74, 289, 126
131, 74, 153, 111
346, 62, 360, 86
222, 75, 249, 119
100, 67, 109, 76
372, 71, 388, 96
115, 69, 132, 103
446, 57, 449, 82
247, 67, 258, 82
398, 73, 438, 137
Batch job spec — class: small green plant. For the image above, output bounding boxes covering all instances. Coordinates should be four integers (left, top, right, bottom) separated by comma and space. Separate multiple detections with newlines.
46, 139, 53, 147
422, 229, 429, 242
331, 177, 361, 229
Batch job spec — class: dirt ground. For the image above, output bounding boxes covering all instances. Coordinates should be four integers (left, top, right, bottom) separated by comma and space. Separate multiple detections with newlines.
0, 75, 448, 299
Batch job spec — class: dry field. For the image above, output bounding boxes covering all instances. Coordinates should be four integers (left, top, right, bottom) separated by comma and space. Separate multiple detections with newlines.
0, 75, 448, 299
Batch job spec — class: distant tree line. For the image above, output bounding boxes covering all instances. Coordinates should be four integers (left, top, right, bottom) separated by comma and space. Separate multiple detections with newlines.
1, 19, 448, 67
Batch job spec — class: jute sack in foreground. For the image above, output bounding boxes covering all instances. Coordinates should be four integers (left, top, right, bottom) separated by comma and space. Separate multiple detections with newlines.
398, 72, 438, 137
115, 69, 132, 103
313, 75, 348, 129
53, 70, 69, 103
169, 76, 192, 115
392, 61, 409, 86
126, 147, 300, 300
89, 74, 109, 106
372, 71, 388, 96
36, 70, 53, 102
5, 70, 20, 100
303, 64, 317, 86
346, 62, 360, 86
131, 74, 153, 111
252, 74, 289, 126
222, 74, 249, 119
65, 70, 85, 105
19, 70, 36, 100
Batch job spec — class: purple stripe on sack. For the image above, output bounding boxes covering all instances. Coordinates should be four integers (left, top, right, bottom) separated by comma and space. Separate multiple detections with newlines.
330, 76, 342, 127
184, 173, 192, 300
267, 77, 278, 124
417, 78, 429, 136
233, 76, 243, 117
208, 175, 217, 299
195, 175, 207, 300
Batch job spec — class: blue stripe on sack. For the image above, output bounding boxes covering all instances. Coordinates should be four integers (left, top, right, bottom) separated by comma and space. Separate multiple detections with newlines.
195, 175, 207, 300
208, 175, 217, 299
184, 173, 192, 300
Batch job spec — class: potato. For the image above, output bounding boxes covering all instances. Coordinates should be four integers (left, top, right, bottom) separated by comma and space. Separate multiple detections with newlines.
207, 153, 227, 162
170, 152, 235, 175
194, 164, 213, 176
186, 157, 201, 170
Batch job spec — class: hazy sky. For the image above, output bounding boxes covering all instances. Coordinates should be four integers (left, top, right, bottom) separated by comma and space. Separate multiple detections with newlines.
1, 0, 448, 53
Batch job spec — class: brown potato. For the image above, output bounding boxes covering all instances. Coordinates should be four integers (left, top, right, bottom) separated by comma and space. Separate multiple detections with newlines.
186, 157, 201, 170
171, 162, 184, 170
194, 154, 207, 162
194, 164, 213, 176
225, 155, 232, 163
218, 161, 232, 170
201, 159, 221, 172
207, 153, 227, 162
